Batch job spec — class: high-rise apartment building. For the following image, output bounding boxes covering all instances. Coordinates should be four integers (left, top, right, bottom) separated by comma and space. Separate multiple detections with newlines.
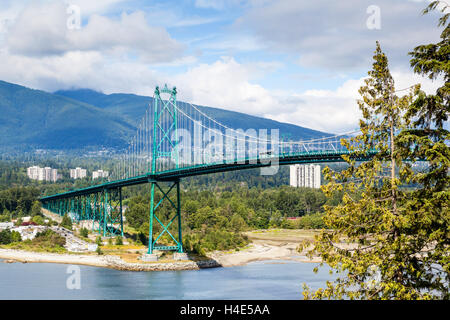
70, 167, 87, 179
290, 164, 321, 189
92, 170, 109, 179
27, 166, 59, 182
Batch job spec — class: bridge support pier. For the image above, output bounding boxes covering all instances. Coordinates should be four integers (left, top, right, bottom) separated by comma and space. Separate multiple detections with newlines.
147, 179, 183, 255
141, 253, 158, 262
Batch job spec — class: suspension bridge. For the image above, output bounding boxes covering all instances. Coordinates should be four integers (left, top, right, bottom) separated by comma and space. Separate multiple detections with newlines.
40, 85, 374, 256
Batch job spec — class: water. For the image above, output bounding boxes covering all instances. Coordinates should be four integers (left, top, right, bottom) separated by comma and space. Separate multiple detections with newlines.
0, 259, 335, 300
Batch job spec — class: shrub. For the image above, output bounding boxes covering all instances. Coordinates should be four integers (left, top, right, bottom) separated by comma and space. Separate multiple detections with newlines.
11, 230, 22, 243
60, 214, 73, 230
0, 229, 12, 244
297, 213, 326, 229
34, 229, 66, 247
115, 236, 123, 245
183, 229, 248, 255
31, 215, 44, 225
280, 219, 296, 229
137, 232, 147, 246
96, 246, 103, 255
80, 227, 89, 238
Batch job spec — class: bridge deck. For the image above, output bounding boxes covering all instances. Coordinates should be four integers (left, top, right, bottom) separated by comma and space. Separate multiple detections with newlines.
40, 150, 375, 201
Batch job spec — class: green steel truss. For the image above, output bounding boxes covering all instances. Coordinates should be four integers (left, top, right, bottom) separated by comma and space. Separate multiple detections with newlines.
148, 179, 183, 254
42, 187, 123, 238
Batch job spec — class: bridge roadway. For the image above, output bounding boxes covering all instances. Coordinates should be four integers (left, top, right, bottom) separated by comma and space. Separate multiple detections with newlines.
40, 150, 375, 201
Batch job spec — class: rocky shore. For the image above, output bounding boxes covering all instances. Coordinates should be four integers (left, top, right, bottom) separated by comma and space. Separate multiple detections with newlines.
0, 249, 221, 271
104, 255, 221, 271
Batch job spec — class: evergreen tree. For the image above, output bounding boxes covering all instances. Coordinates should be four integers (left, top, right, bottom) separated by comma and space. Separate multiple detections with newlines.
60, 213, 73, 230
302, 39, 448, 299
30, 201, 42, 217
400, 0, 449, 298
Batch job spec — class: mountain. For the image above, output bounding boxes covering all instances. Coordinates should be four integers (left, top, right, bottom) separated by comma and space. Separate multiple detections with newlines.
0, 81, 134, 149
54, 89, 153, 127
54, 88, 332, 140
0, 80, 332, 151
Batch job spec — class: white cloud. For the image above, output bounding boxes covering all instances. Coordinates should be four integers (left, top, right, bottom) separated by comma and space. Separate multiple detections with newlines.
172, 57, 361, 132
236, 0, 443, 71
174, 57, 280, 115
0, 2, 22, 34
0, 49, 162, 94
269, 70, 443, 133
172, 57, 443, 133
5, 2, 183, 63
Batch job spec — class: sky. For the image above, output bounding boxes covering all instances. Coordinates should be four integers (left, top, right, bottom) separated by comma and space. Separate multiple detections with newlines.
0, 0, 446, 133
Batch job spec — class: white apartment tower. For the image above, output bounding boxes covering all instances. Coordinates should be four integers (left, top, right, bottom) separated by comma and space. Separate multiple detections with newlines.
70, 167, 87, 179
290, 164, 321, 189
92, 170, 109, 179
27, 166, 58, 182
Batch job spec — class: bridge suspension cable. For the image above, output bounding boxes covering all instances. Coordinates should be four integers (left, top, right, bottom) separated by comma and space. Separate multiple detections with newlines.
108, 88, 364, 181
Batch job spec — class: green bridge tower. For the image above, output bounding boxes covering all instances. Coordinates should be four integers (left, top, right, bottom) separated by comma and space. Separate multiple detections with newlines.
148, 84, 183, 255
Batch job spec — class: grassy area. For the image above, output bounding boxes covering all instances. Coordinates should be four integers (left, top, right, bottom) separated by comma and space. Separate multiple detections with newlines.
244, 228, 321, 243
94, 244, 209, 263
1, 241, 67, 254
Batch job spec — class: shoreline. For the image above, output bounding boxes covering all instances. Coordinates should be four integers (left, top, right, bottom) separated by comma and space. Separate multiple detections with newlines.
0, 248, 220, 271
209, 242, 321, 267
0, 242, 321, 271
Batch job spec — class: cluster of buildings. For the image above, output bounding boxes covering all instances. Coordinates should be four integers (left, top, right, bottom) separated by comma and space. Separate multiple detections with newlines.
27, 166, 109, 182
27, 166, 60, 182
289, 164, 321, 189
70, 167, 109, 179
92, 169, 109, 179
69, 167, 87, 179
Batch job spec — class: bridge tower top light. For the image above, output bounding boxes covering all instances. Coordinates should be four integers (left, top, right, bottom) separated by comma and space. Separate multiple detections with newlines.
157, 83, 176, 95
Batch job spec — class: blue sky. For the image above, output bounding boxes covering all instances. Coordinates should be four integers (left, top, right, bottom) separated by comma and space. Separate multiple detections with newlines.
0, 0, 446, 132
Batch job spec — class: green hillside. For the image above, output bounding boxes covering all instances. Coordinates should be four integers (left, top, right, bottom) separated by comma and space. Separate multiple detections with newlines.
0, 81, 134, 149
0, 80, 332, 152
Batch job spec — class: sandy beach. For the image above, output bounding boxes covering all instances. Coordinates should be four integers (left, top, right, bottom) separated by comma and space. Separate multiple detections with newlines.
0, 249, 110, 267
209, 242, 321, 267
